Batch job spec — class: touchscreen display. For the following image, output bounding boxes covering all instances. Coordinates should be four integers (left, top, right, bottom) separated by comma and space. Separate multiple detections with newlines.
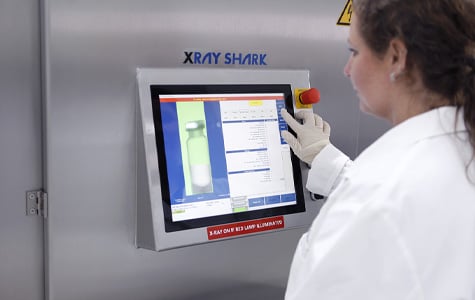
151, 85, 304, 232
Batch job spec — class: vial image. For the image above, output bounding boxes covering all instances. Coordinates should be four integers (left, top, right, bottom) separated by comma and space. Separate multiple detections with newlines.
186, 120, 213, 194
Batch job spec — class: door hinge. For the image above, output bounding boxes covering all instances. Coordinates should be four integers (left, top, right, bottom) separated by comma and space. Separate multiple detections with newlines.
26, 190, 48, 218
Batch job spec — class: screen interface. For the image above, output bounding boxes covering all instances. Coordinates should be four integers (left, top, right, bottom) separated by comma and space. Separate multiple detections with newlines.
151, 85, 304, 232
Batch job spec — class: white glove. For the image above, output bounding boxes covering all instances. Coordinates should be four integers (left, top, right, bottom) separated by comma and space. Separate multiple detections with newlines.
280, 108, 331, 165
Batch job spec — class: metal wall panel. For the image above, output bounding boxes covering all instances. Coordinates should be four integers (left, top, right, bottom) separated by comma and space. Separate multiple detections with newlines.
43, 0, 388, 299
0, 0, 44, 299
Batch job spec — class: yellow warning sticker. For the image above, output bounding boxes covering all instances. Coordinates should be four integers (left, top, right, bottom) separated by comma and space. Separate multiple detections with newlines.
337, 0, 352, 26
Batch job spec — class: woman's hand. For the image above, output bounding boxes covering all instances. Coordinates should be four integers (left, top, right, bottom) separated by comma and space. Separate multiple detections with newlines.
280, 108, 331, 165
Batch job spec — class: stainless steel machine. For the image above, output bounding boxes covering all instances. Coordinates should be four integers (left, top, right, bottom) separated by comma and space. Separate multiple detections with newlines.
0, 0, 390, 299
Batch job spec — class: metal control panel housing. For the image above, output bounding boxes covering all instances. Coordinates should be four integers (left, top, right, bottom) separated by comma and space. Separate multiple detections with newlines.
136, 68, 321, 251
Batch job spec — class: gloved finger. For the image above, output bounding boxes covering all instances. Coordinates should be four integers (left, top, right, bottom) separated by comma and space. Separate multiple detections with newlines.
294, 110, 316, 126
323, 121, 331, 135
314, 114, 324, 128
280, 109, 302, 134
281, 130, 301, 152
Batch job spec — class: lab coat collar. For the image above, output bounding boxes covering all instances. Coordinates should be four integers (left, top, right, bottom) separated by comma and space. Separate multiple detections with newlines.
356, 106, 466, 164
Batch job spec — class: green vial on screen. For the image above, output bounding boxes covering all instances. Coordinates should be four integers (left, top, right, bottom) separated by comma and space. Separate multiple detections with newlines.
186, 120, 213, 194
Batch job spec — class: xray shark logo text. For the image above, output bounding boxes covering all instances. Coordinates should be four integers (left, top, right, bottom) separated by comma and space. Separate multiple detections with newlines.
183, 51, 268, 66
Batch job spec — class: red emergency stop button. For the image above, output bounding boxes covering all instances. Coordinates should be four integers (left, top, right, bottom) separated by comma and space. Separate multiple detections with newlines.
299, 88, 320, 105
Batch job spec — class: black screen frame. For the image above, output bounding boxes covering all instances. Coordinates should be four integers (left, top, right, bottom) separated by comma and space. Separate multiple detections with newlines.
150, 84, 305, 232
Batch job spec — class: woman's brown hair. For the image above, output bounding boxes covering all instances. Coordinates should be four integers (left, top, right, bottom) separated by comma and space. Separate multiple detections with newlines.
353, 0, 475, 153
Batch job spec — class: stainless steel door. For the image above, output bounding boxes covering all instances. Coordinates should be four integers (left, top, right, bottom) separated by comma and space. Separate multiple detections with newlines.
0, 0, 44, 299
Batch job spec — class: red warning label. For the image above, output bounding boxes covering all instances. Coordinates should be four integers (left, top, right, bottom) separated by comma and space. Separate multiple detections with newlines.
207, 216, 285, 240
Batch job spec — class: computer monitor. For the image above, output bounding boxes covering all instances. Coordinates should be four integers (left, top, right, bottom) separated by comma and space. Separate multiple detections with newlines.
150, 84, 305, 232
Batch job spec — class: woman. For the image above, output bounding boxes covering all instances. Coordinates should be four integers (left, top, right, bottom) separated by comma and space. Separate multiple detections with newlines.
281, 0, 475, 299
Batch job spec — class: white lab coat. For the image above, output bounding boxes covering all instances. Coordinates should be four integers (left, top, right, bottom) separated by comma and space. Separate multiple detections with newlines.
285, 106, 475, 300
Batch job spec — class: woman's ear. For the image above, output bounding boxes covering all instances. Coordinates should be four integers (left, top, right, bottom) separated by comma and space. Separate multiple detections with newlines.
387, 38, 408, 73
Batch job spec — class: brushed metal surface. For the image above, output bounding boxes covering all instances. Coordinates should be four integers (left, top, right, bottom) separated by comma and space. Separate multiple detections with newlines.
0, 0, 44, 299
43, 0, 386, 299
